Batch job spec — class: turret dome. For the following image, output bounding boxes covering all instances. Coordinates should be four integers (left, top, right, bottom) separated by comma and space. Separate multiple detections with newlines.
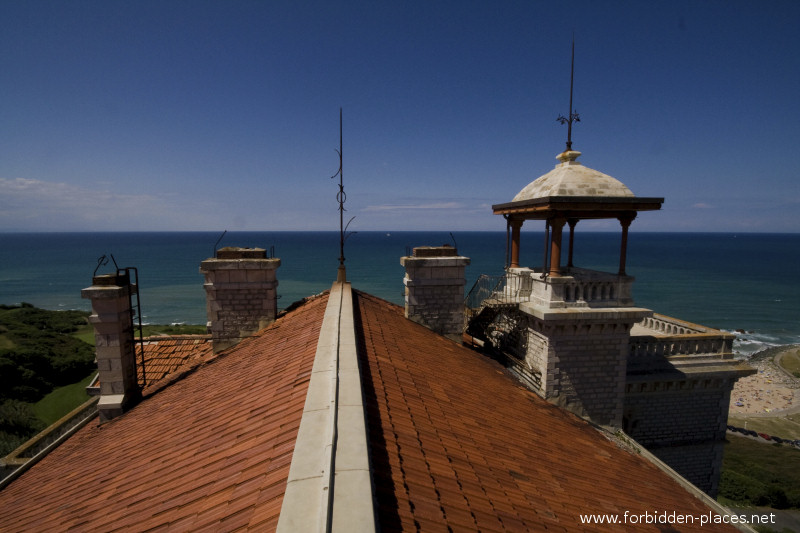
512, 150, 634, 202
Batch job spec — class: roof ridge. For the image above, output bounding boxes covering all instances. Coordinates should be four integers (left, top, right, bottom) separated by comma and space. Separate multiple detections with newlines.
277, 281, 377, 532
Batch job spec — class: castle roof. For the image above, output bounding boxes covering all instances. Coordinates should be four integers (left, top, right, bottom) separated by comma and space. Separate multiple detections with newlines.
139, 335, 213, 384
493, 150, 663, 220
514, 150, 634, 201
0, 285, 737, 532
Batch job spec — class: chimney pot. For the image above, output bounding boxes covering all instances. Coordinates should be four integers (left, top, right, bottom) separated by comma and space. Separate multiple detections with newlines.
82, 275, 140, 422
400, 247, 470, 341
200, 248, 280, 352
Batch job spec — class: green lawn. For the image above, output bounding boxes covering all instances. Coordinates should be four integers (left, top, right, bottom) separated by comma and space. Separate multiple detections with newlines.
1, 304, 207, 455
32, 372, 97, 426
719, 435, 800, 509
34, 323, 204, 427
74, 323, 206, 344
73, 323, 96, 345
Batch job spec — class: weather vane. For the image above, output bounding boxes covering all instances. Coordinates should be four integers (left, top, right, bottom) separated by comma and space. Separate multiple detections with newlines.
556, 37, 580, 151
331, 107, 355, 281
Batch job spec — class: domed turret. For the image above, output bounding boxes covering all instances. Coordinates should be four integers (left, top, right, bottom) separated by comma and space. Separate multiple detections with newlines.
513, 150, 634, 202
492, 148, 663, 275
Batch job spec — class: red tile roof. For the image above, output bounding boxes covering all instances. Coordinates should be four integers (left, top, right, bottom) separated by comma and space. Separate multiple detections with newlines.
0, 288, 741, 532
353, 291, 737, 532
139, 335, 213, 385
0, 293, 328, 532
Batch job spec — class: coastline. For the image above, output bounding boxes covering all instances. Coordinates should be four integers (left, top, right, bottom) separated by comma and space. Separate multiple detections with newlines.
729, 345, 800, 417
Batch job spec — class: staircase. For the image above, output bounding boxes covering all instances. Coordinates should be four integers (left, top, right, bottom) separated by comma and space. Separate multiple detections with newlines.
464, 272, 530, 346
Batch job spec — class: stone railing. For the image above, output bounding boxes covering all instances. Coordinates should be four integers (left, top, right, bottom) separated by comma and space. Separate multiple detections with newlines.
629, 314, 734, 360
467, 267, 637, 311
525, 267, 636, 309
629, 336, 733, 359
639, 314, 710, 335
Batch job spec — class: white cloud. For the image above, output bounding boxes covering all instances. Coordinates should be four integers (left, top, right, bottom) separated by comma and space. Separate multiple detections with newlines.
362, 202, 463, 212
0, 177, 210, 231
691, 202, 714, 209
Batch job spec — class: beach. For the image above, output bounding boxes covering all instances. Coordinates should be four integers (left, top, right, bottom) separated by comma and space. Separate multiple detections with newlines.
729, 347, 799, 416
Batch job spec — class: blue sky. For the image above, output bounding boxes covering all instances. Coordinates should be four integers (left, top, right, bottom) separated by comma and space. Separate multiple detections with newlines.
1, 1, 798, 233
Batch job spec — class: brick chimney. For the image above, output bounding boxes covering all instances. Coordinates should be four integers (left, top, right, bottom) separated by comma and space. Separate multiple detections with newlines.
400, 245, 470, 342
200, 247, 281, 353
81, 272, 141, 422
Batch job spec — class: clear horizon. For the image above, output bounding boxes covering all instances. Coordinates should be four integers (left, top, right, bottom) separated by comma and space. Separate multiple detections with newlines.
2, 1, 798, 233
2, 229, 800, 235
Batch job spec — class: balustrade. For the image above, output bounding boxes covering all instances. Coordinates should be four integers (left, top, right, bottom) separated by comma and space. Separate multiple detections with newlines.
466, 267, 636, 313
629, 314, 734, 360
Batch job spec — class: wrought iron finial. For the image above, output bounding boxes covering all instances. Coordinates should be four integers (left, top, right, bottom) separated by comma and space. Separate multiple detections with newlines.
556, 37, 580, 151
93, 255, 109, 277
93, 254, 120, 277
331, 108, 355, 280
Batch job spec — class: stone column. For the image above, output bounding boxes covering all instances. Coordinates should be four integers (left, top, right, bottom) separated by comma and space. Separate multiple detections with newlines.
401, 246, 470, 342
200, 247, 281, 353
81, 272, 141, 422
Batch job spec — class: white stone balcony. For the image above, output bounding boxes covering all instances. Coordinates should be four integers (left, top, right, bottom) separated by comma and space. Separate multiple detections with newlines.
506, 266, 636, 310
629, 314, 735, 359
626, 314, 753, 379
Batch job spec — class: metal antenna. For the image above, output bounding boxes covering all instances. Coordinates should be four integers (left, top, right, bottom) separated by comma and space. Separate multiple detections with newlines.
556, 37, 580, 151
331, 108, 355, 281
213, 230, 227, 258
449, 232, 458, 251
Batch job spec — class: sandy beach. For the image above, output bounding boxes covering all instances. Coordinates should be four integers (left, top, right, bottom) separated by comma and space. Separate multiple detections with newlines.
729, 348, 799, 415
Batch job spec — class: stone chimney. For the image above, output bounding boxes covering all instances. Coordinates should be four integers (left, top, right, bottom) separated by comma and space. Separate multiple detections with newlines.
400, 245, 470, 342
200, 247, 280, 353
81, 272, 141, 422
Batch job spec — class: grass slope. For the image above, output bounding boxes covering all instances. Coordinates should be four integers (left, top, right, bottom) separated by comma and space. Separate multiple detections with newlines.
32, 372, 97, 426
1, 303, 206, 454
719, 435, 800, 509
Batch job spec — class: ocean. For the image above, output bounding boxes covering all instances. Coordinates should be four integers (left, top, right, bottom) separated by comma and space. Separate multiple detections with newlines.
1, 231, 798, 357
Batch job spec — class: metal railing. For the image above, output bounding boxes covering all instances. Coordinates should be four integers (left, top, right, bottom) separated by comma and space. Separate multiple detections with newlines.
465, 274, 505, 311
464, 271, 534, 329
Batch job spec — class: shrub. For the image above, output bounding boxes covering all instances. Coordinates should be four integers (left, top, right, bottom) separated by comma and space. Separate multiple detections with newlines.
0, 400, 45, 438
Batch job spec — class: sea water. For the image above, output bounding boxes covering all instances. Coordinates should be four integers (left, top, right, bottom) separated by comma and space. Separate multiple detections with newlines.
1, 231, 798, 356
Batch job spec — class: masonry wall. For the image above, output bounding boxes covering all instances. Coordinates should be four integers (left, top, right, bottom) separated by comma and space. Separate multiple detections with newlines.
81, 273, 141, 421
401, 248, 469, 342
200, 249, 280, 353
624, 379, 733, 496
539, 322, 630, 427
481, 305, 638, 427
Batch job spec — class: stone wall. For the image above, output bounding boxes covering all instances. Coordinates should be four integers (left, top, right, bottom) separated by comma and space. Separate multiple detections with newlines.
624, 378, 734, 496
473, 300, 649, 427
400, 246, 469, 342
200, 248, 280, 353
528, 318, 631, 427
81, 273, 141, 422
